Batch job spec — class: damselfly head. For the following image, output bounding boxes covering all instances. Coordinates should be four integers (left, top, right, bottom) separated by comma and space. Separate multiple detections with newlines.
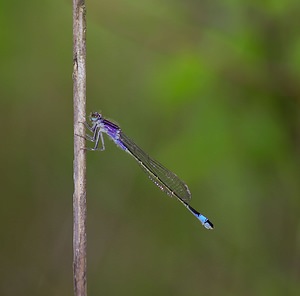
90, 112, 102, 122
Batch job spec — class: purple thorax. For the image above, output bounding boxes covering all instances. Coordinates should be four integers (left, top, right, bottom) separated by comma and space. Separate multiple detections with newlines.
102, 119, 127, 151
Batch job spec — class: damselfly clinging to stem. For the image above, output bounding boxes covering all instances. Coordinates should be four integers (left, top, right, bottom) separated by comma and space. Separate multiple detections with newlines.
83, 112, 214, 230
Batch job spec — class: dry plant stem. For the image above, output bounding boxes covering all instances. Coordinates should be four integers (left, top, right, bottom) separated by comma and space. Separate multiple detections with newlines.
73, 1, 87, 296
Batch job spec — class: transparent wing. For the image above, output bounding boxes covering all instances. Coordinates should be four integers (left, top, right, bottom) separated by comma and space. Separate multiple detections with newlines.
120, 132, 191, 204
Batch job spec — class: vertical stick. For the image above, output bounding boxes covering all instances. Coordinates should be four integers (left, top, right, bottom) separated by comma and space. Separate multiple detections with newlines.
73, 1, 87, 296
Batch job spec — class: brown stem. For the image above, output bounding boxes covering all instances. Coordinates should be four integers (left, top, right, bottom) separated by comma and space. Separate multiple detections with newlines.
73, 1, 87, 296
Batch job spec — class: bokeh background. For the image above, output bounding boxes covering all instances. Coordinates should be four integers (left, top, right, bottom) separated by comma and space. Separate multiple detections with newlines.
1, 0, 300, 295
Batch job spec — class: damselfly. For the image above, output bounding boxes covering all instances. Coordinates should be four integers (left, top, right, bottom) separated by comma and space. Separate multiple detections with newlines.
84, 112, 213, 230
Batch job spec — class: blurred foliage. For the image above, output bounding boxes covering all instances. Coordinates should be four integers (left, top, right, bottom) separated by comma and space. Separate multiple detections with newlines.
0, 0, 299, 295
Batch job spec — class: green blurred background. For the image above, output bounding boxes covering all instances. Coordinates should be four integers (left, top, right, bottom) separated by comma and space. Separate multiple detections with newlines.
1, 0, 300, 295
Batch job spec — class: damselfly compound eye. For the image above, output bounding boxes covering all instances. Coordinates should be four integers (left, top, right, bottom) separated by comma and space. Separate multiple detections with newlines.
90, 112, 101, 121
